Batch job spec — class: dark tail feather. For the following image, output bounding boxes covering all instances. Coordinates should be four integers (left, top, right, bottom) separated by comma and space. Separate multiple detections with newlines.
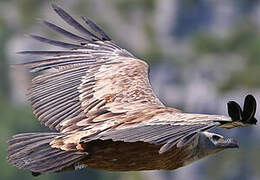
8, 132, 86, 175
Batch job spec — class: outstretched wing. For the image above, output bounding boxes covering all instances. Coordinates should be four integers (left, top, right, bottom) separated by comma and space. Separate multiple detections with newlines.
19, 4, 164, 133
78, 111, 232, 154
75, 95, 256, 154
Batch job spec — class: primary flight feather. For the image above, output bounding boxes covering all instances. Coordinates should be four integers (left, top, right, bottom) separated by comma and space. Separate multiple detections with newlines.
8, 4, 258, 175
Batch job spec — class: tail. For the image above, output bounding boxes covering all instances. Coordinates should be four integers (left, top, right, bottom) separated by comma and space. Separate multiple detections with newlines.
8, 132, 86, 175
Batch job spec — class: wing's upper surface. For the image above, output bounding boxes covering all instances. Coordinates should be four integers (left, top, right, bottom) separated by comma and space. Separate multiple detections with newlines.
20, 4, 164, 133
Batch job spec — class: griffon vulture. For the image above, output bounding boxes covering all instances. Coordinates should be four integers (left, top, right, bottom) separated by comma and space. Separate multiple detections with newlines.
8, 4, 258, 176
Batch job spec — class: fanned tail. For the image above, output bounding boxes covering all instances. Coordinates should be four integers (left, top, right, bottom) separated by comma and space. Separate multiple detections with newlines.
8, 132, 86, 175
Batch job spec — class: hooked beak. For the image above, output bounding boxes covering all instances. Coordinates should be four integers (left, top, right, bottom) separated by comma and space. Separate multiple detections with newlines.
218, 138, 239, 149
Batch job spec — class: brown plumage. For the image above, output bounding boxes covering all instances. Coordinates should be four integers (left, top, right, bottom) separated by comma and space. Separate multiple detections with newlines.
8, 4, 258, 176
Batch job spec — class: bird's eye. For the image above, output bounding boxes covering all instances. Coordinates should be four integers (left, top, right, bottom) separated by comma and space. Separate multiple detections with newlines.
212, 135, 221, 141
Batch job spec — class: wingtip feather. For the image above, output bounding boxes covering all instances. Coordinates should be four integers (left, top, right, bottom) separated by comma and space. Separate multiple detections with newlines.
51, 3, 60, 11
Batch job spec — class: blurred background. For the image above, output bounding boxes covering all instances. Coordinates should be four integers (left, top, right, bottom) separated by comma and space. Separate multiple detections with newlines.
0, 0, 260, 179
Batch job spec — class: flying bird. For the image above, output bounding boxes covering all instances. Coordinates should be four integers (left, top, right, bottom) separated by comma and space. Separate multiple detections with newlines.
8, 4, 258, 176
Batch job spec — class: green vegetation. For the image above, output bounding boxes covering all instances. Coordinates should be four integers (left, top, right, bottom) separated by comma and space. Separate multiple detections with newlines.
193, 22, 260, 91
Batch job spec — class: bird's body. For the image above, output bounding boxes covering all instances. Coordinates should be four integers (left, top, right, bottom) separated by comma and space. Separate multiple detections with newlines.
65, 131, 229, 172
72, 139, 197, 171
8, 4, 257, 176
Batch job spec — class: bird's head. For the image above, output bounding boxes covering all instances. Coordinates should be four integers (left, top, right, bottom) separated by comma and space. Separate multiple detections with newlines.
198, 131, 239, 157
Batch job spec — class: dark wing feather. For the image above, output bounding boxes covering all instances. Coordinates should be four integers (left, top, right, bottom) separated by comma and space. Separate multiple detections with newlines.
81, 16, 111, 41
221, 95, 257, 128
29, 35, 83, 49
51, 4, 100, 41
242, 94, 257, 123
227, 101, 242, 121
92, 124, 203, 144
42, 20, 90, 42
18, 50, 87, 56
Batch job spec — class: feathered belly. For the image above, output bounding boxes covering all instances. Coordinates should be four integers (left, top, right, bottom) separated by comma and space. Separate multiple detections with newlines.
78, 140, 196, 171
